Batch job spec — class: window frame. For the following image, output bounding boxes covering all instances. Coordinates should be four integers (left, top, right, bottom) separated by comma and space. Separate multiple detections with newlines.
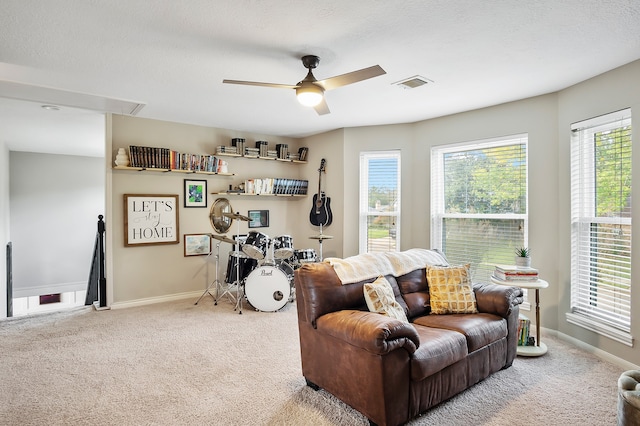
359, 150, 401, 254
430, 134, 529, 283
567, 108, 632, 346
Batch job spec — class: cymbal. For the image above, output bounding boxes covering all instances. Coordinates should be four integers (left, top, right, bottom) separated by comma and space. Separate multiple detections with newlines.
309, 234, 333, 240
223, 212, 251, 221
211, 234, 236, 245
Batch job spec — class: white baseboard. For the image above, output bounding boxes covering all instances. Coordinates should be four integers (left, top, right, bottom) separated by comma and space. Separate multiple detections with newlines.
545, 327, 640, 370
109, 290, 204, 310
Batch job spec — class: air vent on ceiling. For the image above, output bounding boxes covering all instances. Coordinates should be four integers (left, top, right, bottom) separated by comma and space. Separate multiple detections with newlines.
393, 75, 433, 89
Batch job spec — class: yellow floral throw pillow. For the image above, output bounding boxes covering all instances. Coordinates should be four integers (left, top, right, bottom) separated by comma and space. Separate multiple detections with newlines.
426, 264, 478, 314
363, 276, 408, 323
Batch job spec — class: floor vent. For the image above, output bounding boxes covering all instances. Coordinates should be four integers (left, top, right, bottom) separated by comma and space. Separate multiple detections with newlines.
40, 294, 61, 305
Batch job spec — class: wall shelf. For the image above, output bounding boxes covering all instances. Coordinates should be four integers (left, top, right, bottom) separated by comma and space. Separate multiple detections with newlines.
216, 153, 307, 164
211, 192, 306, 198
113, 166, 234, 176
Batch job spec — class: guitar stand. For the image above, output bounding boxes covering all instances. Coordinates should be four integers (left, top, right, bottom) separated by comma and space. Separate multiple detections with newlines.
195, 240, 223, 305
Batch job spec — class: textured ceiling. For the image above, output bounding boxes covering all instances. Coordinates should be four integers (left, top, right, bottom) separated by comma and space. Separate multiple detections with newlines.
1, 0, 640, 157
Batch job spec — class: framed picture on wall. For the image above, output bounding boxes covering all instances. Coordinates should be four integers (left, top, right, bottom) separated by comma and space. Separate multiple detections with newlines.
184, 179, 207, 208
248, 210, 269, 228
184, 233, 212, 256
124, 194, 180, 246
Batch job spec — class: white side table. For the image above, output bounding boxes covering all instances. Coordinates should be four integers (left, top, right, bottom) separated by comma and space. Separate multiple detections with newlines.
490, 277, 549, 357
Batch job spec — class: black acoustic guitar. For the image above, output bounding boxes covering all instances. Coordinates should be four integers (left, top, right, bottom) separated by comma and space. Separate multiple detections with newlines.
309, 158, 333, 227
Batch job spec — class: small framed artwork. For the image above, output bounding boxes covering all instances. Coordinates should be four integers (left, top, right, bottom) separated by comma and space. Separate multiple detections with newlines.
124, 194, 180, 246
248, 210, 269, 228
184, 179, 207, 208
184, 233, 212, 256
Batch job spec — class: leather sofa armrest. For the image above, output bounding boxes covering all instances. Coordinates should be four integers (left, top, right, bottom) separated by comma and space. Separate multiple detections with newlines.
473, 282, 524, 318
315, 310, 420, 355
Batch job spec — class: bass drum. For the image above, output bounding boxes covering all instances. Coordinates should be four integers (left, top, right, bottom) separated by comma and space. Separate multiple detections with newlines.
244, 265, 291, 312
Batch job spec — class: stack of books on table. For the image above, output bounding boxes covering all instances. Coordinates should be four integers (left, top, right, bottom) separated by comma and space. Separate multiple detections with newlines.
492, 264, 539, 282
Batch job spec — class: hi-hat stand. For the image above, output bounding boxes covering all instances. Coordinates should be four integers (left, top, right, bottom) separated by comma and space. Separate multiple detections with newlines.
213, 237, 236, 305
309, 224, 333, 261
223, 211, 252, 314
195, 239, 223, 305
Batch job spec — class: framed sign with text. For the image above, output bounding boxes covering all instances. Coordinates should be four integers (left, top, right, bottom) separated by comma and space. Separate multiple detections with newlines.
124, 194, 180, 246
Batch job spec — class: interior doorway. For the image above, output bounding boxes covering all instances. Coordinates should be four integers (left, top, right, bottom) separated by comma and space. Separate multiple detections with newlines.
3, 98, 106, 317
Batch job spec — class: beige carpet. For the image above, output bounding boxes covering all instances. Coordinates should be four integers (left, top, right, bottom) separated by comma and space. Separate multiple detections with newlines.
0, 296, 624, 425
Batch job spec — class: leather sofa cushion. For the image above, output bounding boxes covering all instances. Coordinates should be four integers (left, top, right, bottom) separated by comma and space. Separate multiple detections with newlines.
413, 313, 507, 353
395, 269, 431, 318
411, 325, 468, 381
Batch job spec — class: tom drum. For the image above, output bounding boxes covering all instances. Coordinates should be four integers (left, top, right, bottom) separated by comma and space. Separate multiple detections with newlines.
273, 235, 294, 259
242, 231, 269, 260
294, 249, 317, 265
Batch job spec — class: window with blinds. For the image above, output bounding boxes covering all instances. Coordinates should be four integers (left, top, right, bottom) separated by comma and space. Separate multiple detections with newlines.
359, 151, 400, 253
431, 135, 528, 282
569, 109, 632, 343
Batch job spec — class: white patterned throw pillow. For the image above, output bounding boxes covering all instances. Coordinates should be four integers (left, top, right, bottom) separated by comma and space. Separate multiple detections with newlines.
363, 276, 408, 323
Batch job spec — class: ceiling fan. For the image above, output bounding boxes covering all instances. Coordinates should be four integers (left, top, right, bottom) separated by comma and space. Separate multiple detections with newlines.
223, 55, 386, 115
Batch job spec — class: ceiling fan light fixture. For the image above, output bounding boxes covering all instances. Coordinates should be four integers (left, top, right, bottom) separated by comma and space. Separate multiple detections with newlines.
296, 84, 324, 107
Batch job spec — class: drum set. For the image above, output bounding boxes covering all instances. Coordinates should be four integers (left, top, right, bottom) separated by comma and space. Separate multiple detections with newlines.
202, 211, 318, 313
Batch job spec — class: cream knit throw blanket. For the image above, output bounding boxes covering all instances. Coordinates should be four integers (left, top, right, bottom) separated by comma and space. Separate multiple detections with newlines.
325, 248, 448, 285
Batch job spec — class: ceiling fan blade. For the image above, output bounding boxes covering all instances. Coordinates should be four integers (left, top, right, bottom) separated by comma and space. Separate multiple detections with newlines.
222, 79, 298, 90
317, 65, 386, 91
313, 97, 330, 115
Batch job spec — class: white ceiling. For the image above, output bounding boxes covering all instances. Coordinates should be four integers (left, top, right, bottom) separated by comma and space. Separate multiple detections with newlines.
1, 0, 640, 157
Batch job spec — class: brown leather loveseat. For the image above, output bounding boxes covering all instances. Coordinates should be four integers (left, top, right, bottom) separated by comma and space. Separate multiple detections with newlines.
293, 249, 524, 426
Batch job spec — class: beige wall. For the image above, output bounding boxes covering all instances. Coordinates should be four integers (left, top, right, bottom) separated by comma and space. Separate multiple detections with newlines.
298, 129, 344, 260
105, 59, 640, 366
108, 115, 303, 305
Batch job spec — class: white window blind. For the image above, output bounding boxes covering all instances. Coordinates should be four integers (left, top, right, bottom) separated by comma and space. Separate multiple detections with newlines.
570, 109, 632, 337
359, 151, 401, 253
431, 135, 528, 281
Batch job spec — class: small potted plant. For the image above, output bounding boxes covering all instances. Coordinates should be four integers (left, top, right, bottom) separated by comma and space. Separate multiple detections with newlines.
515, 247, 531, 268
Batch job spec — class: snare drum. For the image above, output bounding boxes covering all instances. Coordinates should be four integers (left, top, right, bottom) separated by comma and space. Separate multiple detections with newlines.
273, 235, 294, 259
242, 231, 269, 260
294, 248, 317, 264
244, 265, 291, 312
225, 252, 257, 284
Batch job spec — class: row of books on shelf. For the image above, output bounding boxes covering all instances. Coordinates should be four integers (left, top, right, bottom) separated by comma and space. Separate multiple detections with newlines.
127, 145, 229, 173
217, 141, 309, 161
243, 178, 308, 195
517, 317, 535, 346
492, 264, 539, 282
